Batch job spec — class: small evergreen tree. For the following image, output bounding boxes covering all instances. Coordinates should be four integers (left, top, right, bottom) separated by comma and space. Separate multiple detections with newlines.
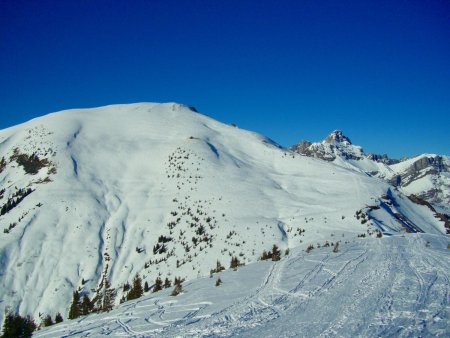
1, 311, 36, 338
102, 279, 116, 312
260, 250, 270, 260
144, 281, 150, 292
122, 282, 131, 292
81, 295, 93, 315
171, 284, 182, 296
230, 256, 241, 270
174, 276, 184, 286
54, 313, 63, 323
215, 260, 225, 272
133, 273, 144, 297
68, 290, 81, 319
164, 277, 172, 289
333, 242, 339, 253
93, 277, 116, 313
215, 277, 222, 287
271, 244, 281, 261
127, 273, 144, 301
42, 314, 54, 327
152, 277, 163, 293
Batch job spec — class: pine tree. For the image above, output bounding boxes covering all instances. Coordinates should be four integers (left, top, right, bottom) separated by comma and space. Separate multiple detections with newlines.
213, 260, 224, 273
81, 295, 93, 315
271, 244, 281, 261
127, 273, 144, 300
333, 242, 339, 253
93, 277, 116, 313
230, 256, 241, 270
260, 250, 270, 260
132, 273, 143, 298
171, 284, 182, 296
215, 277, 222, 287
152, 277, 163, 293
42, 314, 54, 327
68, 290, 81, 319
54, 313, 63, 323
164, 277, 172, 289
174, 276, 184, 286
144, 281, 150, 293
102, 279, 116, 312
122, 282, 131, 292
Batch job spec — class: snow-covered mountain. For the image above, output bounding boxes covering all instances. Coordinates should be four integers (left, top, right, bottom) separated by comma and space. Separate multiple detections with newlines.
0, 103, 448, 332
291, 131, 450, 216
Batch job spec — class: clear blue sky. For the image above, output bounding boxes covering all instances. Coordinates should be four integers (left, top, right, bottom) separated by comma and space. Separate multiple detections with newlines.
1, 0, 449, 158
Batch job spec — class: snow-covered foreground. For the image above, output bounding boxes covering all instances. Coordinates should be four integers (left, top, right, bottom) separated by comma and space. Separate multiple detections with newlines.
35, 234, 450, 337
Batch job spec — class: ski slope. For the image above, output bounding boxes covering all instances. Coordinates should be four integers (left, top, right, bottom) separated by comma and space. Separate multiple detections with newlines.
34, 234, 450, 337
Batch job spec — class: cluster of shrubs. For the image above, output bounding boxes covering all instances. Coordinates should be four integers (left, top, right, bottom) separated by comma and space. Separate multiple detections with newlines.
68, 276, 116, 320
10, 150, 49, 175
230, 256, 244, 270
210, 260, 225, 276
1, 311, 37, 337
152, 276, 184, 296
306, 241, 340, 253
355, 210, 370, 224
260, 245, 282, 261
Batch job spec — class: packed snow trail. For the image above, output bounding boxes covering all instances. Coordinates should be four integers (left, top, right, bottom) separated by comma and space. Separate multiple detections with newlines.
35, 234, 450, 337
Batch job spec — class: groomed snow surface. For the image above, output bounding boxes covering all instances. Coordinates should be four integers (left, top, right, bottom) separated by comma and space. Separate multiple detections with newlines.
35, 234, 449, 337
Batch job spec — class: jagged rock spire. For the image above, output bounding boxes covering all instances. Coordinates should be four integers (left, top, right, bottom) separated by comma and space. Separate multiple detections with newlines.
324, 130, 352, 145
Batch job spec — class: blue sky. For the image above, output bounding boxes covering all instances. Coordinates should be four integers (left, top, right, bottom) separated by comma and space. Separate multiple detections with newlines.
1, 0, 449, 158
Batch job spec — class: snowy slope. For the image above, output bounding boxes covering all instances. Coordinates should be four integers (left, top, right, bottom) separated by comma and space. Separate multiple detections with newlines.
34, 234, 450, 337
0, 103, 446, 326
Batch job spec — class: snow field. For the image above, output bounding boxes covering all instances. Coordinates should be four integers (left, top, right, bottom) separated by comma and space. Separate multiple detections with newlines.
34, 234, 450, 337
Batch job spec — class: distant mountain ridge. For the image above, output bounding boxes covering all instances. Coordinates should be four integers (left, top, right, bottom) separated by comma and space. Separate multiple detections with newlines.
291, 131, 450, 214
291, 130, 394, 162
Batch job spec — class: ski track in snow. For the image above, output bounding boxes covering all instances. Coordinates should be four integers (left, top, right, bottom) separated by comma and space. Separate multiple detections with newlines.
35, 234, 450, 338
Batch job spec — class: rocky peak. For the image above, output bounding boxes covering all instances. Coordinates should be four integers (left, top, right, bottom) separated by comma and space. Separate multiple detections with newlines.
290, 140, 312, 154
366, 153, 399, 165
290, 130, 363, 161
324, 130, 352, 145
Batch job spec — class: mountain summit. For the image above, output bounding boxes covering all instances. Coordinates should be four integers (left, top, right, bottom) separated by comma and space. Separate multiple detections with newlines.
324, 130, 352, 145
290, 130, 364, 161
